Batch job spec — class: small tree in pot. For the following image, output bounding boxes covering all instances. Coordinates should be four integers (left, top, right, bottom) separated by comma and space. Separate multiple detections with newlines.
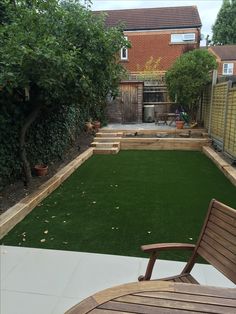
165, 49, 217, 123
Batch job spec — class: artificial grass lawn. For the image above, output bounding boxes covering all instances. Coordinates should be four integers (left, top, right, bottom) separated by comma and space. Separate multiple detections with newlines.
2, 151, 236, 262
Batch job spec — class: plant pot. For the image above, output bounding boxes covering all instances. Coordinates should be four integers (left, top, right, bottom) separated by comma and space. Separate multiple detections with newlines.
176, 120, 184, 129
85, 122, 93, 132
92, 120, 101, 130
34, 164, 48, 176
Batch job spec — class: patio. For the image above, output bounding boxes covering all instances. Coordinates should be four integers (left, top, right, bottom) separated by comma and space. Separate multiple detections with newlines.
1, 245, 234, 314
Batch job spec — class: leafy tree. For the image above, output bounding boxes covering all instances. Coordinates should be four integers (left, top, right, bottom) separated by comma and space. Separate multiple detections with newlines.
0, 0, 127, 185
212, 0, 236, 45
165, 49, 217, 122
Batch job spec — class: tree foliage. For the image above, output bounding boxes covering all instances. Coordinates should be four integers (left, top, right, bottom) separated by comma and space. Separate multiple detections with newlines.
165, 49, 217, 121
0, 0, 127, 185
212, 0, 236, 45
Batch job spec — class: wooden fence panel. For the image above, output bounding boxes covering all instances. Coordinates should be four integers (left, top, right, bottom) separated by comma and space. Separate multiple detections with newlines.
224, 88, 236, 157
201, 84, 211, 129
210, 82, 228, 142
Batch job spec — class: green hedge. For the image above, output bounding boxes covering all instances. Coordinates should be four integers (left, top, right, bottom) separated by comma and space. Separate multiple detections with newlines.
0, 101, 104, 190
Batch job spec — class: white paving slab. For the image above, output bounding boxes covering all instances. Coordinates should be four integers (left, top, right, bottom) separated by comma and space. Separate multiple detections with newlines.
102, 123, 176, 130
0, 245, 235, 314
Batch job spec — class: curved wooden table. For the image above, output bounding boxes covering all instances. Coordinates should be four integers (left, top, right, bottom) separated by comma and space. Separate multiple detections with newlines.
66, 281, 236, 314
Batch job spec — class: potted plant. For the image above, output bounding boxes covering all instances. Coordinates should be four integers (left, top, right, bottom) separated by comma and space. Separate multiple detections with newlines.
175, 116, 184, 129
34, 164, 48, 176
85, 120, 93, 133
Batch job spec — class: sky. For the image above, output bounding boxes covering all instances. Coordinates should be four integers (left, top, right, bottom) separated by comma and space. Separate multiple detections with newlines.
90, 0, 223, 44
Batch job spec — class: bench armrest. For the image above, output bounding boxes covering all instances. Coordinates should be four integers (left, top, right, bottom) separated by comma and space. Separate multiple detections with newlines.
141, 243, 196, 253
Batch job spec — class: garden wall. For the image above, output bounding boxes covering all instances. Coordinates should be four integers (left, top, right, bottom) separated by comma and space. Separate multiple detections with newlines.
202, 81, 236, 159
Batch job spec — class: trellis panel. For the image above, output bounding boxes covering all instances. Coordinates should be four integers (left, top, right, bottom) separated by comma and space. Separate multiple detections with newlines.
224, 88, 236, 158
210, 83, 228, 142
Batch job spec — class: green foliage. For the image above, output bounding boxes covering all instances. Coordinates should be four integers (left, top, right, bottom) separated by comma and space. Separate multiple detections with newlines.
212, 0, 236, 45
165, 49, 217, 121
0, 0, 127, 187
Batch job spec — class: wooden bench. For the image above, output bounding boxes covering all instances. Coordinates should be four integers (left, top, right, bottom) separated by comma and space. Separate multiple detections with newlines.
139, 199, 236, 285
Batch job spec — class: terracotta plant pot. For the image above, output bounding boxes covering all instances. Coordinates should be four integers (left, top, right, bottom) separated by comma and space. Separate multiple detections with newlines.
85, 121, 93, 132
92, 121, 101, 130
176, 120, 184, 129
34, 164, 48, 176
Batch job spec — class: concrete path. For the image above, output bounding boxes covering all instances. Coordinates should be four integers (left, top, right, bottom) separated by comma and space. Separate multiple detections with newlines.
0, 245, 234, 314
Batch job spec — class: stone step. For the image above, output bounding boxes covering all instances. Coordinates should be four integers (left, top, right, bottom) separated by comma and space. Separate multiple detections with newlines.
96, 132, 123, 137
91, 142, 120, 148
94, 137, 122, 143
93, 147, 120, 155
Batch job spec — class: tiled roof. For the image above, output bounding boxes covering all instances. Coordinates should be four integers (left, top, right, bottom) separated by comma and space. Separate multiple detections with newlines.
94, 6, 202, 31
209, 45, 236, 61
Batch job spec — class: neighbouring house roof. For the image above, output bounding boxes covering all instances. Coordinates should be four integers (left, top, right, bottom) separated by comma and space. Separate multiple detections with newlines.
94, 6, 202, 31
209, 45, 236, 61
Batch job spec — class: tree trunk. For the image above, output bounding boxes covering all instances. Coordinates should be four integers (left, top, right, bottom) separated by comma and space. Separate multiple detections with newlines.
20, 104, 41, 186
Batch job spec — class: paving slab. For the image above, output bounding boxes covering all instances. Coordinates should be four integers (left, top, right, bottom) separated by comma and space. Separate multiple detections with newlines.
0, 245, 235, 314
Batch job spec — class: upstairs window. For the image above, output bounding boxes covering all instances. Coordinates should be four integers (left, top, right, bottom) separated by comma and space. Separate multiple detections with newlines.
171, 33, 196, 43
223, 63, 234, 75
121, 36, 128, 60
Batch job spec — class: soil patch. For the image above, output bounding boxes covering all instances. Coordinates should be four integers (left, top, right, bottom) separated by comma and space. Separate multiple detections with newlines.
0, 132, 93, 215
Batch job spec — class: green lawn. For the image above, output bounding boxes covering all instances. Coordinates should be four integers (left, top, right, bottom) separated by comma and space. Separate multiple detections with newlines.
1, 151, 236, 261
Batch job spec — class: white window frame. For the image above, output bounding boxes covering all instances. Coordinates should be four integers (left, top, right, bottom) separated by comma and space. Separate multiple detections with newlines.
222, 63, 234, 75
171, 33, 195, 43
120, 36, 128, 60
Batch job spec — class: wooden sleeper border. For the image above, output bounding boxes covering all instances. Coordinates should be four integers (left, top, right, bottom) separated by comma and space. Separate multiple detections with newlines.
0, 148, 93, 239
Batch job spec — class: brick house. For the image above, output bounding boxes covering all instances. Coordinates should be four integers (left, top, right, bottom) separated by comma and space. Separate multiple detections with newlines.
208, 45, 236, 77
95, 6, 202, 73
94, 6, 202, 123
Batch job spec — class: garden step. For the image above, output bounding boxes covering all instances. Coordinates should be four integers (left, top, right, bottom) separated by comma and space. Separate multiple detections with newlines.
91, 142, 120, 148
94, 137, 122, 142
96, 132, 123, 137
93, 147, 120, 155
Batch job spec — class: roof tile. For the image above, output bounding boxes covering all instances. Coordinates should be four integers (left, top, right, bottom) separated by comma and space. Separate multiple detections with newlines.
94, 6, 202, 30
209, 45, 236, 61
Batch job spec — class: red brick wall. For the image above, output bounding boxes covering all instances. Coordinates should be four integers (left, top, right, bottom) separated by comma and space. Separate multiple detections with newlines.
121, 30, 200, 72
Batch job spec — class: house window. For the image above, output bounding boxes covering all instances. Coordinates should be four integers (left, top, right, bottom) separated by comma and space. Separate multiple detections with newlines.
171, 33, 195, 43
223, 63, 234, 75
121, 36, 128, 60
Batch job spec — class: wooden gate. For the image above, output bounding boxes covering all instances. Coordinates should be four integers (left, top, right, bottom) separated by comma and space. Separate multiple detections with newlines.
120, 82, 141, 123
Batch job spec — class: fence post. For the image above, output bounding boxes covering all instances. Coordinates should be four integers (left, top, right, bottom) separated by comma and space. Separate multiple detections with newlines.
222, 80, 232, 153
208, 70, 218, 135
